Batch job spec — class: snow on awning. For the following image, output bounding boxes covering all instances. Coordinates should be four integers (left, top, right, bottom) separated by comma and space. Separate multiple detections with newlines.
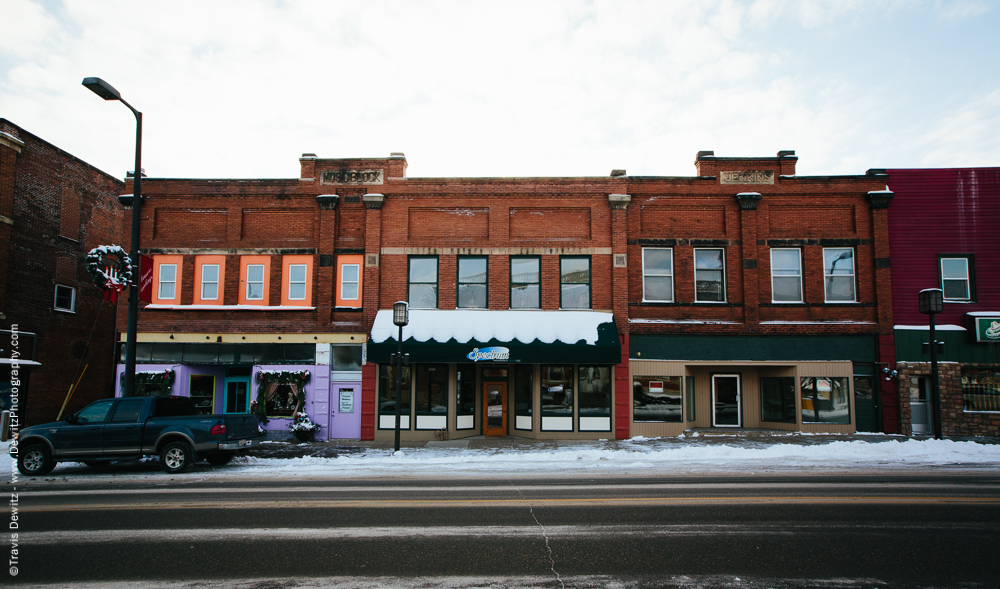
368, 310, 621, 365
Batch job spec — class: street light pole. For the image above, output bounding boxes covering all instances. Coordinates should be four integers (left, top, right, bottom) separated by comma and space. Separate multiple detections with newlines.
83, 77, 142, 397
918, 288, 944, 440
392, 301, 409, 453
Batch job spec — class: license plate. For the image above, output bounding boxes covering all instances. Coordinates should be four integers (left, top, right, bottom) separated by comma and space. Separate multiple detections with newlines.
239, 439, 251, 447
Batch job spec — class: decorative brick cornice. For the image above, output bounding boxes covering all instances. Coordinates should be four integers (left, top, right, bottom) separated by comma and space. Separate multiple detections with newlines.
0, 131, 24, 153
608, 194, 631, 210
362, 193, 385, 210
316, 194, 340, 210
734, 192, 762, 210
866, 190, 894, 209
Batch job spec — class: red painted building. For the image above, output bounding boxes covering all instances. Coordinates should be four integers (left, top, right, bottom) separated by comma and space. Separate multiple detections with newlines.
885, 168, 1000, 436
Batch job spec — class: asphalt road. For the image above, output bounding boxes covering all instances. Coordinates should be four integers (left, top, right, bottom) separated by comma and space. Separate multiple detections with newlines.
9, 470, 1000, 588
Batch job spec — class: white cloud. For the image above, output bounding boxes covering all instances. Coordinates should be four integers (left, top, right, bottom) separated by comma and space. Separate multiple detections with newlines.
0, 0, 996, 179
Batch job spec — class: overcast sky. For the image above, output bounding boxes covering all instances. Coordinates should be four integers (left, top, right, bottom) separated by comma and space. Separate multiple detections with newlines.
2, 0, 998, 180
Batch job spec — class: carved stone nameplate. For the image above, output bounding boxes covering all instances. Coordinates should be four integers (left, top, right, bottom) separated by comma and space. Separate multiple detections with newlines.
321, 169, 384, 185
720, 170, 774, 185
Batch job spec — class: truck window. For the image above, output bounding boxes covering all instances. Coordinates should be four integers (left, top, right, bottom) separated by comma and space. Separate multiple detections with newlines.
110, 398, 145, 422
76, 399, 115, 424
153, 397, 199, 417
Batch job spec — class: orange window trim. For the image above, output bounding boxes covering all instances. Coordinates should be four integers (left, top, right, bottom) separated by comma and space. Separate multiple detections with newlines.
151, 255, 184, 304
239, 255, 271, 306
281, 255, 313, 307
194, 255, 227, 306
336, 255, 364, 308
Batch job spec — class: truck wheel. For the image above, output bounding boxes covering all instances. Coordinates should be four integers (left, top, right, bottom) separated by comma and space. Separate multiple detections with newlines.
205, 451, 235, 466
18, 444, 55, 476
160, 441, 193, 474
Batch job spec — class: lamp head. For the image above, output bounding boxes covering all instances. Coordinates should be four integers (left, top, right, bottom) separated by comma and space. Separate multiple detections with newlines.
393, 301, 409, 327
918, 288, 944, 315
82, 77, 121, 101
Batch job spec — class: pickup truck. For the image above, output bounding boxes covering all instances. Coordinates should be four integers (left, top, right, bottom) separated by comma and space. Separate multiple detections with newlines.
15, 396, 262, 476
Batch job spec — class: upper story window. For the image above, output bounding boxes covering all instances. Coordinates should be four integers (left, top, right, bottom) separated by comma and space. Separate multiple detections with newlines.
281, 255, 312, 307
457, 256, 488, 309
642, 247, 674, 302
54, 284, 76, 313
408, 256, 438, 309
239, 255, 270, 306
194, 255, 225, 305
694, 248, 726, 302
152, 255, 183, 304
823, 248, 855, 302
940, 255, 974, 302
560, 256, 590, 309
336, 255, 363, 308
770, 248, 802, 303
510, 256, 540, 309
246, 265, 265, 300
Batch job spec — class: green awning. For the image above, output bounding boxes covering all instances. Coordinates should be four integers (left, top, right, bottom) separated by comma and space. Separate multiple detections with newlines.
368, 310, 621, 365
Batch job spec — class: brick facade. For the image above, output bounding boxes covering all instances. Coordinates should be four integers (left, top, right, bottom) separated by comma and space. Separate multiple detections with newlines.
0, 119, 126, 425
897, 362, 1000, 437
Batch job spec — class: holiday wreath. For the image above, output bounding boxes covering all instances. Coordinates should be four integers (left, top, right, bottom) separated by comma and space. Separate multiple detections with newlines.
86, 245, 133, 303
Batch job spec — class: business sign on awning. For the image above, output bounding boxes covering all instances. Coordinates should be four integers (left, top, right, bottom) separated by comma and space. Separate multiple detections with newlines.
974, 317, 1000, 343
368, 310, 621, 365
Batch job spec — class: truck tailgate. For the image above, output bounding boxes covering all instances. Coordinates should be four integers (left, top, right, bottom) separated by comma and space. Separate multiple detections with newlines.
224, 414, 260, 439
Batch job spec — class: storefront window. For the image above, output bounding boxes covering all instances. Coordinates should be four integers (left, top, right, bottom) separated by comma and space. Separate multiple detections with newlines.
332, 345, 363, 371
578, 366, 611, 416
378, 364, 411, 418
686, 376, 696, 421
456, 365, 476, 429
189, 375, 216, 415
760, 376, 796, 423
415, 364, 448, 415
962, 367, 1000, 412
800, 377, 850, 424
633, 376, 682, 422
541, 365, 573, 416
266, 384, 300, 417
514, 365, 533, 428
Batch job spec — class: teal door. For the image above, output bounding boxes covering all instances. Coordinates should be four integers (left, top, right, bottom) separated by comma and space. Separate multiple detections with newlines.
224, 378, 251, 414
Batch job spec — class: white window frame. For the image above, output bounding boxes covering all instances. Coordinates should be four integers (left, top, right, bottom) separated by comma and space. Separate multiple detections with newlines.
642, 247, 674, 302
940, 256, 972, 302
158, 263, 177, 301
200, 263, 220, 301
287, 263, 307, 301
823, 248, 856, 303
770, 248, 803, 303
340, 263, 360, 301
245, 264, 265, 301
53, 284, 76, 313
693, 248, 727, 303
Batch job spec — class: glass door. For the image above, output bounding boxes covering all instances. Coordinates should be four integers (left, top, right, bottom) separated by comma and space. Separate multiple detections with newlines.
712, 374, 741, 427
911, 376, 930, 434
484, 382, 507, 437
224, 377, 250, 414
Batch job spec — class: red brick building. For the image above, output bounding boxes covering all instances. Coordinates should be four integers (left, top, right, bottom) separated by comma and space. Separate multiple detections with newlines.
1, 119, 126, 426
124, 149, 894, 440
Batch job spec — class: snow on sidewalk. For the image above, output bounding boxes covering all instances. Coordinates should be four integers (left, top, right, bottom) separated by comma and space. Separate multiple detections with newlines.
5, 436, 997, 481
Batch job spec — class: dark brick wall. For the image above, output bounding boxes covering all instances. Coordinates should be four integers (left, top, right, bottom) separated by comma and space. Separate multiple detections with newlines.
0, 119, 126, 425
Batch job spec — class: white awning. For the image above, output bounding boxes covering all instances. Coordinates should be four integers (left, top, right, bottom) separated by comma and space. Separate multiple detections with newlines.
370, 309, 615, 346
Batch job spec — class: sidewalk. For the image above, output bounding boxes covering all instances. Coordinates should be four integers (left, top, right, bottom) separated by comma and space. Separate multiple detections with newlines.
246, 430, 1000, 460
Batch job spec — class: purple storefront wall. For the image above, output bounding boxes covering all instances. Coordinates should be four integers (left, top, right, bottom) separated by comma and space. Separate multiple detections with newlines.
115, 364, 346, 441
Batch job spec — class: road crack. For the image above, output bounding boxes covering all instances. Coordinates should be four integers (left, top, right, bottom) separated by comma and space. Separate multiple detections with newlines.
509, 480, 564, 589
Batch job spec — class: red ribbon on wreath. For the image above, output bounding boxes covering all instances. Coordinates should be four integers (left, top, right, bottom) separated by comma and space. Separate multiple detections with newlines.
102, 279, 126, 303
